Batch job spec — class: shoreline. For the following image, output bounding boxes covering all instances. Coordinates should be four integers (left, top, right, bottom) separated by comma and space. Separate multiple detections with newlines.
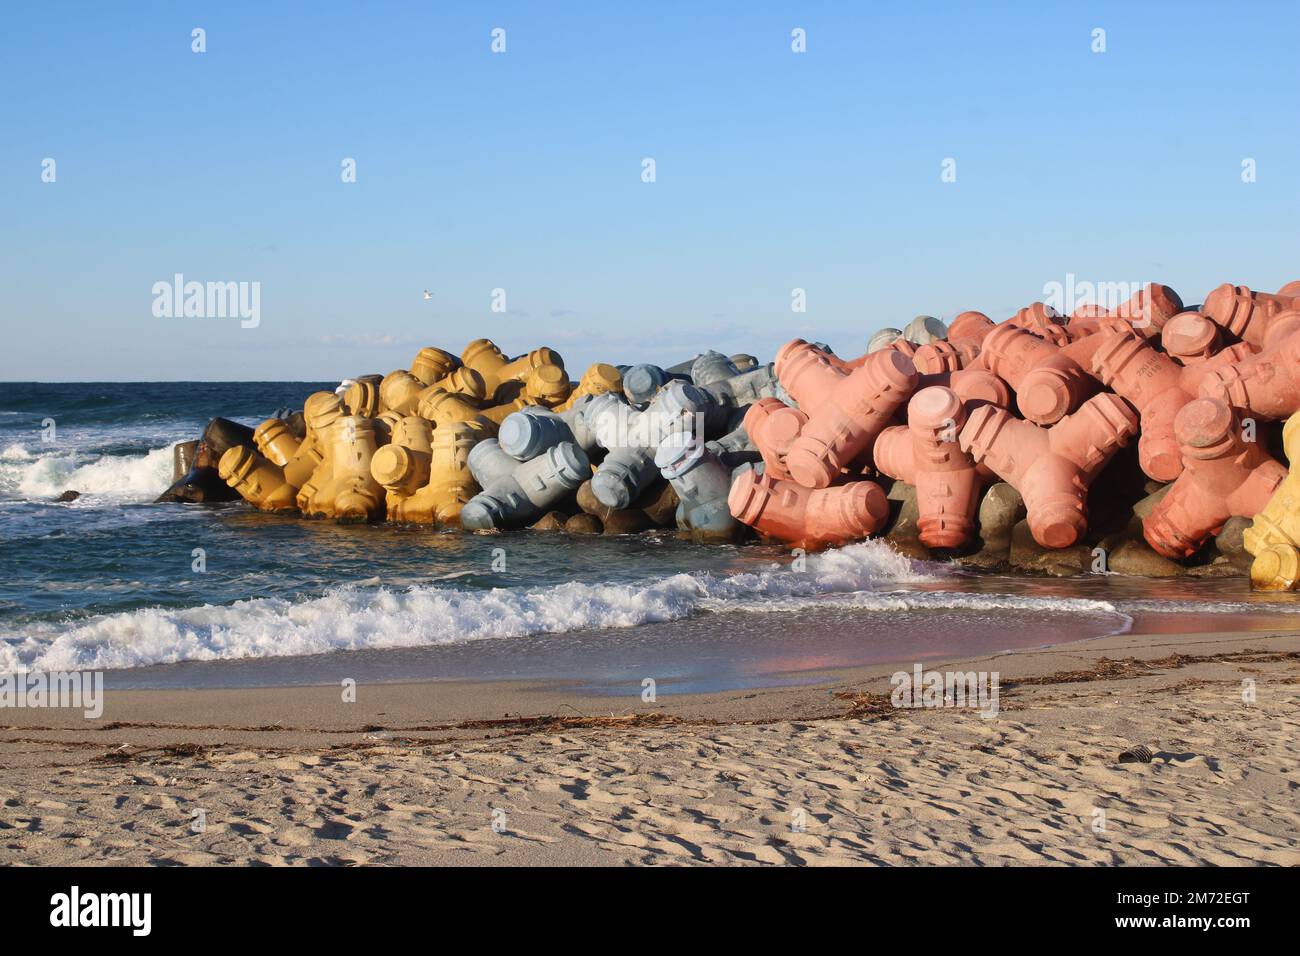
28, 560, 1300, 692
3, 620, 1291, 731
3, 622, 1298, 865
80, 601, 1130, 694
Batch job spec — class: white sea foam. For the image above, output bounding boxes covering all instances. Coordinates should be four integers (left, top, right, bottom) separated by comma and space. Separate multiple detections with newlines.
0, 444, 174, 503
2, 540, 943, 672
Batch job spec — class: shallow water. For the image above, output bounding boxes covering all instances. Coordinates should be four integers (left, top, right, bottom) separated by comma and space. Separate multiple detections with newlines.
3, 382, 1298, 693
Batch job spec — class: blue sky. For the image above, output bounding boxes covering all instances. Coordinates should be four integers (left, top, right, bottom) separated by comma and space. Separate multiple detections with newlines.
2, 1, 1297, 381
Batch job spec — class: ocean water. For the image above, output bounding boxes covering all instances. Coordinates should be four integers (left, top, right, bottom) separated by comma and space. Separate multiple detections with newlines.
3, 382, 1299, 693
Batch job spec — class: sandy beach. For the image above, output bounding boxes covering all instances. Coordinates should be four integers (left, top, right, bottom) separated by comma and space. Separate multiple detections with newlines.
3, 621, 1297, 867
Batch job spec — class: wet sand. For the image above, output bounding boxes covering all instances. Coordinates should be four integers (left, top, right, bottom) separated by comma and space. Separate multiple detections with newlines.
2, 619, 1298, 866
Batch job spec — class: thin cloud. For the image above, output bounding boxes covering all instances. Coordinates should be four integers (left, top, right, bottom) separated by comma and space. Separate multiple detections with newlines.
318, 332, 421, 348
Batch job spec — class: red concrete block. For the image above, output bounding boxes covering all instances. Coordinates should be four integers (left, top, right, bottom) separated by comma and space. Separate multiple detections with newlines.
1111, 283, 1183, 337
1177, 341, 1257, 395
917, 367, 1012, 411
773, 340, 844, 412
743, 398, 807, 482
1063, 313, 1132, 341
1143, 398, 1287, 558
1202, 284, 1300, 349
978, 323, 1094, 425
912, 339, 980, 374
959, 393, 1139, 548
885, 339, 918, 360
870, 424, 912, 484
1090, 329, 1195, 481
1161, 312, 1223, 365
1058, 316, 1136, 373
1070, 303, 1113, 322
1196, 323, 1300, 420
872, 386, 985, 549
1006, 302, 1063, 331
1027, 324, 1073, 348
727, 466, 889, 549
947, 311, 996, 350
782, 349, 919, 489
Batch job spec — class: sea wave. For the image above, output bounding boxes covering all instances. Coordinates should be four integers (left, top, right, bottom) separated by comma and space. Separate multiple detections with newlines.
2, 539, 943, 671
0, 443, 174, 503
6, 529, 1295, 673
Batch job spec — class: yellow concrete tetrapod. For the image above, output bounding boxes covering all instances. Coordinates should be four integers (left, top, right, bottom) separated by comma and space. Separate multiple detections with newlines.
218, 445, 298, 512
494, 363, 572, 407
462, 339, 565, 399
426, 421, 487, 525
258, 419, 319, 491
371, 416, 433, 517
524, 364, 572, 407
479, 397, 528, 427
433, 366, 487, 401
254, 418, 301, 466
341, 376, 383, 417
415, 388, 477, 424
556, 364, 623, 411
1244, 410, 1300, 589
1250, 544, 1300, 591
410, 347, 460, 387
311, 417, 386, 521
377, 370, 427, 416
293, 392, 347, 511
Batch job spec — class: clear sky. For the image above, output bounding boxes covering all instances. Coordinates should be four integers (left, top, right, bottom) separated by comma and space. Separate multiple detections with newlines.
2, 1, 1298, 381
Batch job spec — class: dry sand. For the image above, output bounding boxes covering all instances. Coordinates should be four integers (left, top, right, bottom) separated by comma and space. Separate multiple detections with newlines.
2, 625, 1298, 866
